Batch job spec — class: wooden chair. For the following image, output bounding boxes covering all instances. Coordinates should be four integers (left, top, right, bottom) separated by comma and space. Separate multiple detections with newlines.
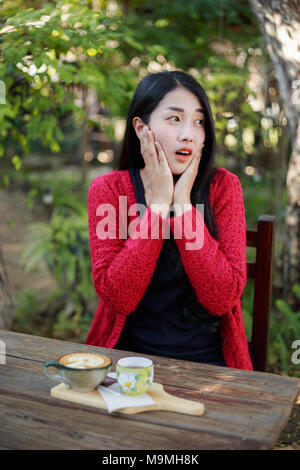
246, 215, 276, 372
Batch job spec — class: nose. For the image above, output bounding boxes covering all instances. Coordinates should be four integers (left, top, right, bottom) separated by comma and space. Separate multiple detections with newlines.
178, 123, 194, 142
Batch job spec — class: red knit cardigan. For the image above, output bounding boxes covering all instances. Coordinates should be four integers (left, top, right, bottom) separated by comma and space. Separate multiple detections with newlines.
85, 167, 253, 370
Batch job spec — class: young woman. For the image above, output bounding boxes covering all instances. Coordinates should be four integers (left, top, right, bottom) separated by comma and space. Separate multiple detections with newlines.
85, 71, 253, 370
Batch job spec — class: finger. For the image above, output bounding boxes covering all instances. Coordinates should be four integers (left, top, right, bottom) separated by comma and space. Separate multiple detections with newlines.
144, 128, 156, 170
140, 126, 148, 159
147, 130, 159, 168
191, 145, 204, 165
154, 141, 168, 167
140, 126, 153, 169
184, 152, 201, 176
138, 125, 148, 144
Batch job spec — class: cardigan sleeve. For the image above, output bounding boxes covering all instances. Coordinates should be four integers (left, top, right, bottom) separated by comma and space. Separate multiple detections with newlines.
169, 172, 247, 316
87, 176, 167, 316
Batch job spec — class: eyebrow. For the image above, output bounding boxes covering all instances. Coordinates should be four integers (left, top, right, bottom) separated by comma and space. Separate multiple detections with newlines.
165, 106, 204, 114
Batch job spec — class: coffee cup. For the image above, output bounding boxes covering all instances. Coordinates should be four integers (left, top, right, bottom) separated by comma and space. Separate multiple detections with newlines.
43, 352, 112, 392
116, 356, 154, 396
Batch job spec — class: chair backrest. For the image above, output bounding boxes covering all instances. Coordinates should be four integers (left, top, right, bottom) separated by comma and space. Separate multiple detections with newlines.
246, 215, 276, 372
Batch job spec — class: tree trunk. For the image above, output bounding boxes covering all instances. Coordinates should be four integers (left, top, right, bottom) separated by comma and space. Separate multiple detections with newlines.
0, 246, 15, 329
77, 86, 99, 186
249, 0, 300, 311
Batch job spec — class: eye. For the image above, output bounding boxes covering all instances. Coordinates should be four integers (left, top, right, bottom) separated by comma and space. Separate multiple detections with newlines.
168, 115, 180, 122
195, 119, 204, 126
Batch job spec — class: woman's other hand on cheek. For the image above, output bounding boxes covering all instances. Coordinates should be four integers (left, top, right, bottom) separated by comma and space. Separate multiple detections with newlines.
173, 147, 203, 215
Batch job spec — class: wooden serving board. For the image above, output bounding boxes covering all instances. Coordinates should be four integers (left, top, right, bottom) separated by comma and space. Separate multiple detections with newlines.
50, 382, 204, 416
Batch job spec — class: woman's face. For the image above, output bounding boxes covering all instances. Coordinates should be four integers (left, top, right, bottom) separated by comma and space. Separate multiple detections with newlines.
148, 87, 206, 175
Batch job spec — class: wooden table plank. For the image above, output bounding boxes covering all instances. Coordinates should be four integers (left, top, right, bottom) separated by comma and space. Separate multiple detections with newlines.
0, 330, 299, 450
2, 394, 228, 450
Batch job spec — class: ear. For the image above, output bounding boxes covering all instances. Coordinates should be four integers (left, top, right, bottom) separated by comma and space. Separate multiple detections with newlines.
132, 117, 146, 138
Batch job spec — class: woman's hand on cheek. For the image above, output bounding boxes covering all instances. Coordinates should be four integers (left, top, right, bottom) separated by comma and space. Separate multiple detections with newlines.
138, 126, 174, 216
173, 147, 203, 210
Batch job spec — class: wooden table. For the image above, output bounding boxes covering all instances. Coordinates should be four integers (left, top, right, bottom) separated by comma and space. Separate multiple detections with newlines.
0, 329, 299, 450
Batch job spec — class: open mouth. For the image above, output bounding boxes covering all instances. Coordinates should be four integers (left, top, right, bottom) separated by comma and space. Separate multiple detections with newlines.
175, 149, 192, 159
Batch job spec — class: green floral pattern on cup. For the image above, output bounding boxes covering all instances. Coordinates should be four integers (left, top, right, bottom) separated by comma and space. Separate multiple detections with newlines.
116, 359, 154, 396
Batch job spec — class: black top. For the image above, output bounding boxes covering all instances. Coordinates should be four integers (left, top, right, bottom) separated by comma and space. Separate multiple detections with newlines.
115, 168, 225, 366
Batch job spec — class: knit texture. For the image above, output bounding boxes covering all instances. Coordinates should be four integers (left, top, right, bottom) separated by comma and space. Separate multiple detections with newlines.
85, 167, 253, 370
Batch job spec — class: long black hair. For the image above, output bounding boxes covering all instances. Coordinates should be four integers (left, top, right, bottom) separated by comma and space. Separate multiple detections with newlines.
116, 71, 219, 325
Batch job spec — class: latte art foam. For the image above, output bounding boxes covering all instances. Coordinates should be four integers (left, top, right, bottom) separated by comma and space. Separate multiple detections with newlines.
59, 353, 110, 369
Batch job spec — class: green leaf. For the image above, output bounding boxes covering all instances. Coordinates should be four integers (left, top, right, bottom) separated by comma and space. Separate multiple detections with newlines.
292, 284, 300, 303
276, 299, 293, 317
11, 155, 22, 171
123, 35, 144, 51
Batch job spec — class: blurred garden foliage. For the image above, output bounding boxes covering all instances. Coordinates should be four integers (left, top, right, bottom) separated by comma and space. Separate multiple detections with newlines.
0, 0, 295, 374
1, 0, 280, 167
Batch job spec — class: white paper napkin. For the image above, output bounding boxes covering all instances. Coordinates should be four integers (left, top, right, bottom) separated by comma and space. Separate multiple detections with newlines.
97, 372, 156, 413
